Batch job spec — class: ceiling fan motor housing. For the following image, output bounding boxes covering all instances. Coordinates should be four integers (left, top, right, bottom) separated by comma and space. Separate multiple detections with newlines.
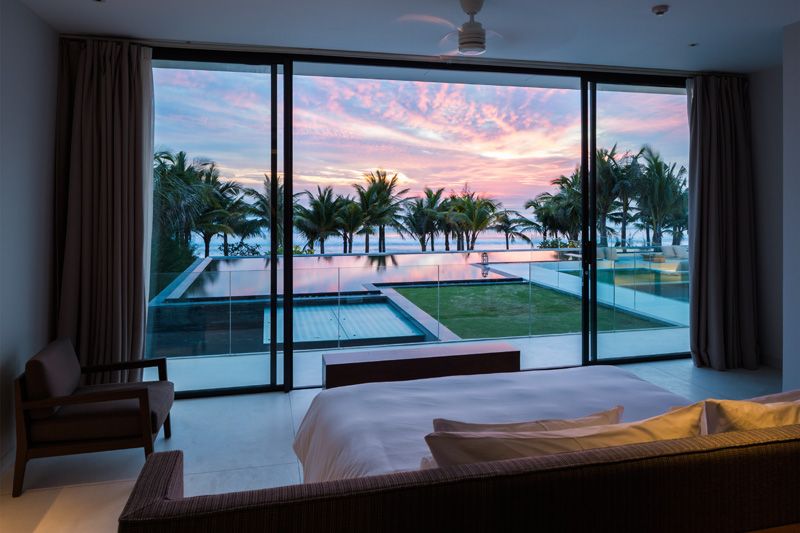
459, 20, 486, 55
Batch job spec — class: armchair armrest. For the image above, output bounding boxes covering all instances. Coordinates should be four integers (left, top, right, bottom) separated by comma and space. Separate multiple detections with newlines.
21, 387, 150, 411
82, 358, 168, 382
119, 451, 184, 525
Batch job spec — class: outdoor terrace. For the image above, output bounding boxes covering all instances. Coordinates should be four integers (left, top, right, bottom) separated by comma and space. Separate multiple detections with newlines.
146, 247, 690, 391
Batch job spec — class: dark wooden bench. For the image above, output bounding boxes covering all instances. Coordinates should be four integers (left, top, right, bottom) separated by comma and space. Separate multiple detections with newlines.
322, 341, 520, 388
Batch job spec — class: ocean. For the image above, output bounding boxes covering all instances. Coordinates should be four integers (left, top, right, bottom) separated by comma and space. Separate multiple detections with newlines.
195, 228, 670, 256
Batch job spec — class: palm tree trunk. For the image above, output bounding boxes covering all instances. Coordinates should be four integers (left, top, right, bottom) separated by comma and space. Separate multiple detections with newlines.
203, 235, 212, 258
645, 226, 651, 246
505, 233, 510, 250
430, 233, 435, 252
620, 205, 628, 247
342, 235, 348, 254
348, 233, 354, 253
379, 226, 385, 253
599, 219, 608, 247
223, 234, 229, 256
364, 233, 370, 254
444, 231, 450, 251
653, 228, 663, 246
419, 237, 426, 252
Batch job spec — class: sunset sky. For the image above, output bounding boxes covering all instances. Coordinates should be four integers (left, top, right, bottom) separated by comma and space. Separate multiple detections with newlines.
153, 67, 689, 213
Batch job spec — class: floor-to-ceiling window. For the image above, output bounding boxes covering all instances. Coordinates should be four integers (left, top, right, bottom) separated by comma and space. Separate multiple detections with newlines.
289, 65, 587, 386
146, 60, 285, 393
590, 83, 690, 360
144, 51, 691, 394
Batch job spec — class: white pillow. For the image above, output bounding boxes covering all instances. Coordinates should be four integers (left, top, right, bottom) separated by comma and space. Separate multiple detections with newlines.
425, 403, 704, 467
704, 399, 800, 434
746, 389, 800, 404
433, 406, 623, 433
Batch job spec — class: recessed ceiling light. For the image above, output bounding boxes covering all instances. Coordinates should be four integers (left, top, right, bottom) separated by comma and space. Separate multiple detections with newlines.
688, 43, 699, 47
651, 4, 670, 16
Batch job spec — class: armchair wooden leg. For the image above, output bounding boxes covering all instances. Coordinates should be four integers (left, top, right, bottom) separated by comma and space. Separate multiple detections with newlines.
144, 438, 154, 458
12, 448, 27, 497
164, 414, 172, 439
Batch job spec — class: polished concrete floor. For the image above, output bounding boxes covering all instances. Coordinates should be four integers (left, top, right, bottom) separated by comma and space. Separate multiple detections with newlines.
0, 359, 782, 532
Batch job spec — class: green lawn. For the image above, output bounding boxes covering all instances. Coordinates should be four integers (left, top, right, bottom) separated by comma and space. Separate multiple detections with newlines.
395, 282, 669, 339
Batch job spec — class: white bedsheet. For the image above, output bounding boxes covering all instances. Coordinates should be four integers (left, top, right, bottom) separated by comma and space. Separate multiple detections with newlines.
294, 366, 690, 483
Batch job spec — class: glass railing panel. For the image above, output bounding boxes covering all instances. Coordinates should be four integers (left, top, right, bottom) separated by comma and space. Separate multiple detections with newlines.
145, 270, 244, 392
292, 265, 340, 388
596, 245, 691, 359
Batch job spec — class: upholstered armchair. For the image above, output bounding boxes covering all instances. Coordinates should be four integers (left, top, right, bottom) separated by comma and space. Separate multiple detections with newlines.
12, 338, 174, 497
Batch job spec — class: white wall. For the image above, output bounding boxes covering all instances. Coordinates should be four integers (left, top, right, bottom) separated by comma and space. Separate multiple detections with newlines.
783, 21, 800, 390
0, 0, 58, 465
750, 66, 783, 369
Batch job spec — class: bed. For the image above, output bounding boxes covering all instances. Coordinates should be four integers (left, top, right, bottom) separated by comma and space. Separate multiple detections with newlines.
294, 365, 690, 483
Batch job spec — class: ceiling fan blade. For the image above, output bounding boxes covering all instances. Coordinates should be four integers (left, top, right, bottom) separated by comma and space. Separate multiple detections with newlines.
438, 30, 459, 49
486, 29, 505, 41
396, 14, 457, 31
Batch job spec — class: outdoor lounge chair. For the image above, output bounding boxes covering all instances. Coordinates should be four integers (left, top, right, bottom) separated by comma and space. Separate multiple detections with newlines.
12, 338, 173, 496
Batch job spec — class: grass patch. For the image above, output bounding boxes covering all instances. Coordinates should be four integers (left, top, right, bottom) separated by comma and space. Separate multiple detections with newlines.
395, 282, 669, 339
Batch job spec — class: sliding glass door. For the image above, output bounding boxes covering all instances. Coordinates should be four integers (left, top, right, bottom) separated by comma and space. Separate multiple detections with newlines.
147, 59, 287, 393
289, 63, 584, 386
586, 81, 690, 361
144, 49, 691, 395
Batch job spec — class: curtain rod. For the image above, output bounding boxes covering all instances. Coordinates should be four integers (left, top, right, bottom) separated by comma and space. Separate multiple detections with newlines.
59, 33, 741, 78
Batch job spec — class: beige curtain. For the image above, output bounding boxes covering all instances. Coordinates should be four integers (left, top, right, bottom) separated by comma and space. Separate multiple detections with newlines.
687, 76, 759, 370
54, 39, 154, 383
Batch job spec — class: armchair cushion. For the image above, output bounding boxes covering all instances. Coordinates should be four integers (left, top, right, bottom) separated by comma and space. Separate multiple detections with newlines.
25, 338, 82, 419
29, 380, 174, 443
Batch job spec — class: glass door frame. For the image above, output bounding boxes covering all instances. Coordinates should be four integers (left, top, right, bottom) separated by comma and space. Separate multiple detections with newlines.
152, 46, 690, 397
581, 74, 691, 365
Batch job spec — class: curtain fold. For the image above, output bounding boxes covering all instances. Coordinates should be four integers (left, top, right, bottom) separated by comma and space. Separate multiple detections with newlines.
688, 76, 759, 370
54, 39, 154, 383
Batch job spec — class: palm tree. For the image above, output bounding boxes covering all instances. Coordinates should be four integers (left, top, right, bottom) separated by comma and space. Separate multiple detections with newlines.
524, 197, 556, 241
608, 150, 643, 247
397, 198, 431, 251
335, 197, 364, 254
529, 169, 582, 242
490, 210, 533, 250
354, 184, 378, 253
637, 146, 687, 246
294, 185, 342, 254
219, 193, 255, 256
456, 189, 499, 250
595, 146, 620, 247
666, 178, 689, 245
356, 170, 409, 253
437, 197, 467, 251
245, 173, 285, 252
152, 150, 204, 246
421, 187, 446, 251
192, 162, 242, 257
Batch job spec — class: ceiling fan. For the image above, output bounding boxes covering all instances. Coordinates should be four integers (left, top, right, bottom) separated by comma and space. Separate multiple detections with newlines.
398, 0, 501, 56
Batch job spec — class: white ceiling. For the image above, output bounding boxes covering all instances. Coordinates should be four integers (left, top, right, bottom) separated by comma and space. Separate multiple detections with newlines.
22, 0, 800, 73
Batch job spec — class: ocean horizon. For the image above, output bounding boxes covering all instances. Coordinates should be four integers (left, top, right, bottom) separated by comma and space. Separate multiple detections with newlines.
194, 228, 679, 257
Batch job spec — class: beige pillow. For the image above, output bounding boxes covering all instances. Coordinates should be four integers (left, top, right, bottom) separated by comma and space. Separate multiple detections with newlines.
746, 390, 800, 404
425, 403, 704, 467
704, 399, 800, 434
433, 406, 623, 433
